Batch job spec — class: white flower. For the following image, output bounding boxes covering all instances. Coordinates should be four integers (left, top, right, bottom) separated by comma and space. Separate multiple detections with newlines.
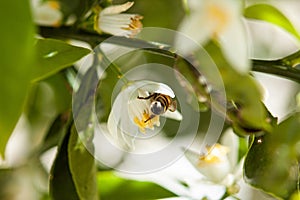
184, 128, 242, 194
31, 0, 62, 26
106, 80, 182, 150
186, 144, 231, 183
96, 2, 143, 37
176, 0, 250, 74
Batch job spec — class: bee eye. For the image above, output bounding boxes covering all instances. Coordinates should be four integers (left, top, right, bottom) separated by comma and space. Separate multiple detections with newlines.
150, 101, 164, 115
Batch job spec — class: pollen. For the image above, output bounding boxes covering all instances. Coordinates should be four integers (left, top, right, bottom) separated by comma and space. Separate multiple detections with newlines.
123, 15, 143, 37
133, 112, 159, 133
198, 144, 229, 166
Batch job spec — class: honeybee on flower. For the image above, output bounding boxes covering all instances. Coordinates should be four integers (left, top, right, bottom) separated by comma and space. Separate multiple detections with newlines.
106, 80, 182, 150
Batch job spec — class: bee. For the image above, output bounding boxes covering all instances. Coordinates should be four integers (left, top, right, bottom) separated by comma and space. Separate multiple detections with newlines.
137, 93, 177, 122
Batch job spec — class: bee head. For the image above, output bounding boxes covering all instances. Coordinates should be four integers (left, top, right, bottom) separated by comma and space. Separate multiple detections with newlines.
150, 101, 165, 115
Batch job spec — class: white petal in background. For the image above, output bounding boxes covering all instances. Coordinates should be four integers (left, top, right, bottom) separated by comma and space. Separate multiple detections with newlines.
219, 19, 250, 74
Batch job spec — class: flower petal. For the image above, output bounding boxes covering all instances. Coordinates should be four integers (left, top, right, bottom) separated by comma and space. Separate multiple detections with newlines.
175, 11, 214, 55
220, 128, 239, 169
107, 88, 135, 150
163, 110, 183, 121
184, 146, 231, 183
33, 3, 62, 26
100, 1, 134, 15
137, 81, 175, 98
218, 18, 250, 74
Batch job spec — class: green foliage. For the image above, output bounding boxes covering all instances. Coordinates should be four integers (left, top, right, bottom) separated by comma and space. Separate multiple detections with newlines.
34, 39, 91, 81
0, 16, 90, 157
244, 4, 300, 41
203, 41, 272, 135
58, 0, 97, 23
50, 124, 98, 200
68, 126, 98, 200
0, 0, 35, 157
39, 113, 70, 154
129, 0, 185, 30
244, 113, 300, 199
98, 172, 177, 200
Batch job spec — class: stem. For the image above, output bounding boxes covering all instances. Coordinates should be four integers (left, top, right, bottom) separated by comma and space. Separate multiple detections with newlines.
39, 26, 105, 48
252, 59, 300, 83
39, 26, 300, 83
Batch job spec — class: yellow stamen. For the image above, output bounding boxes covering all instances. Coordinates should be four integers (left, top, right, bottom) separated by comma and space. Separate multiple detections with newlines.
123, 15, 143, 37
133, 112, 160, 133
198, 144, 229, 166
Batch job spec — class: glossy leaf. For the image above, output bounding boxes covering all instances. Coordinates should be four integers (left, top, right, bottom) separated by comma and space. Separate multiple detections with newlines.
34, 38, 90, 81
244, 113, 300, 199
68, 126, 98, 200
50, 125, 79, 200
73, 66, 99, 132
50, 124, 98, 200
203, 42, 272, 135
0, 1, 35, 156
98, 172, 177, 200
39, 112, 70, 154
244, 4, 300, 41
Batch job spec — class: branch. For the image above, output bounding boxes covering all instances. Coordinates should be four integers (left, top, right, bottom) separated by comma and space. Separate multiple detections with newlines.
38, 26, 300, 83
252, 59, 300, 83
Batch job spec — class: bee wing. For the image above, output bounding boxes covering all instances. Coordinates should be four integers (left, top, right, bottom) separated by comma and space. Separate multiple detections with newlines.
168, 100, 177, 112
163, 110, 183, 121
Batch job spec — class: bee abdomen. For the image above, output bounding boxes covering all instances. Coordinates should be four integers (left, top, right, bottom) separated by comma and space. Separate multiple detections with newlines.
155, 95, 169, 111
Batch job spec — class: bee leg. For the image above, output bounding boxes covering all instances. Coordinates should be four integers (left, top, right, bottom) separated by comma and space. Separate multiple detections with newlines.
144, 114, 155, 123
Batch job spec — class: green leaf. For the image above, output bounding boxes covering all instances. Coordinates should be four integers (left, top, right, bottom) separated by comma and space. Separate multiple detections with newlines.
98, 172, 177, 200
68, 126, 98, 200
34, 38, 90, 81
244, 113, 300, 199
203, 41, 272, 135
39, 113, 70, 154
0, 1, 35, 156
50, 124, 98, 200
50, 125, 80, 200
244, 4, 300, 41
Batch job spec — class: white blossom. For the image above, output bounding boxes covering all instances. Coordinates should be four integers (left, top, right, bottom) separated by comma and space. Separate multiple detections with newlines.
106, 80, 182, 150
176, 0, 250, 74
96, 2, 143, 37
31, 0, 62, 26
184, 128, 243, 194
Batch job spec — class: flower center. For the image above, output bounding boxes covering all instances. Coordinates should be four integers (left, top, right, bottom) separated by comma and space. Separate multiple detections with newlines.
207, 4, 230, 35
48, 1, 60, 9
198, 144, 229, 166
133, 112, 160, 133
123, 15, 143, 36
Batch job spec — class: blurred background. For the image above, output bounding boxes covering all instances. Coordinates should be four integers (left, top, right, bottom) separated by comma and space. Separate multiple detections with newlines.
1, 0, 300, 199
